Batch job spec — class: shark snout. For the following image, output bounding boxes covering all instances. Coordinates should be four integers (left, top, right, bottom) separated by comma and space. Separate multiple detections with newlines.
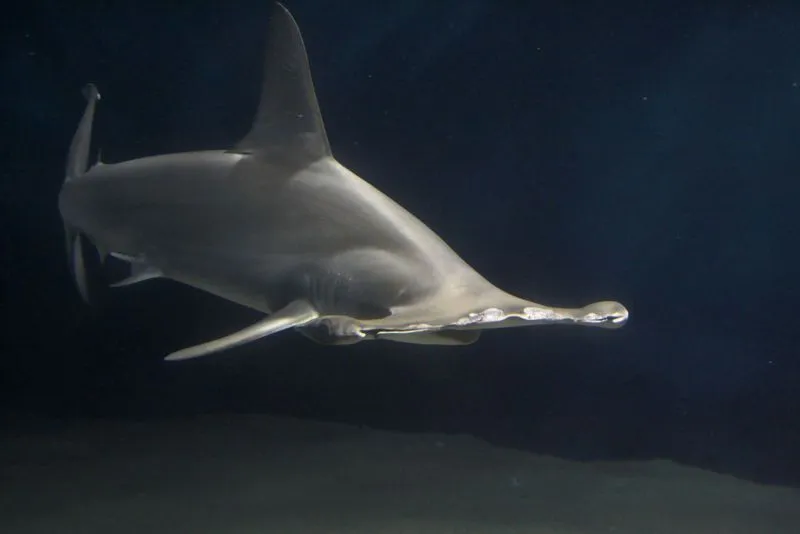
580, 300, 628, 328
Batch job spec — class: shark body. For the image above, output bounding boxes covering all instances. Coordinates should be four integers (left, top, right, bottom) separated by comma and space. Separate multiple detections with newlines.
59, 4, 628, 361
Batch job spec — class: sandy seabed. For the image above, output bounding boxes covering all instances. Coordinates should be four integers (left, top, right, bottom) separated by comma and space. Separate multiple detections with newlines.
2, 414, 798, 533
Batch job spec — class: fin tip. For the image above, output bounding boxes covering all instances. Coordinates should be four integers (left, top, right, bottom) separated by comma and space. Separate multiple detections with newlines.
82, 83, 101, 102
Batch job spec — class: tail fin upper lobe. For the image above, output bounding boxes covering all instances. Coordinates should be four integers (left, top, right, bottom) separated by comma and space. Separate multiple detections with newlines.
65, 84, 100, 182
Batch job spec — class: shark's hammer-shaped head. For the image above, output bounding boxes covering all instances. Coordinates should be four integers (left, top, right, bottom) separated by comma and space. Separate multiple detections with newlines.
572, 300, 629, 328
448, 299, 630, 331
312, 290, 629, 347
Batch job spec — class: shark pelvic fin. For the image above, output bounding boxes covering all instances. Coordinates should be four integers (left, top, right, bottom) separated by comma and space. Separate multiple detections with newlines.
164, 300, 319, 361
106, 252, 163, 287
232, 2, 330, 161
109, 264, 163, 287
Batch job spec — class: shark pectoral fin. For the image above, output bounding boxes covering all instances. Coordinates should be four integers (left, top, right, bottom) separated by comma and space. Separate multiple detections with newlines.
164, 300, 319, 361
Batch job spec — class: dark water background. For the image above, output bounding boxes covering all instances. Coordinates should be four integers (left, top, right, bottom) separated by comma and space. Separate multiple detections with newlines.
2, 1, 799, 486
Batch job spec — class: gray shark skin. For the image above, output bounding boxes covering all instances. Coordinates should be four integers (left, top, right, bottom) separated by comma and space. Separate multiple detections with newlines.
59, 3, 628, 361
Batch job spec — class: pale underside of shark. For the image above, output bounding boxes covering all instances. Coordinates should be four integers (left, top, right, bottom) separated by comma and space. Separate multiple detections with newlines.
58, 3, 628, 361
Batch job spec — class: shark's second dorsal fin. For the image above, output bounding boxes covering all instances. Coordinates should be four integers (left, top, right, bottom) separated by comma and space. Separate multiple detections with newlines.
233, 3, 331, 160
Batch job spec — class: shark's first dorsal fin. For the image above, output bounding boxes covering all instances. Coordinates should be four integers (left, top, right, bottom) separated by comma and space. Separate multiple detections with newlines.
233, 2, 331, 160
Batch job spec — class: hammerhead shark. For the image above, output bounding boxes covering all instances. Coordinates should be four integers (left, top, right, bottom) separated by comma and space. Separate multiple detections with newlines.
59, 3, 628, 361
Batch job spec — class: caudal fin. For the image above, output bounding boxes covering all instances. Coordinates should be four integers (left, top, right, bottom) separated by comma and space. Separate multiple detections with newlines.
63, 84, 104, 305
